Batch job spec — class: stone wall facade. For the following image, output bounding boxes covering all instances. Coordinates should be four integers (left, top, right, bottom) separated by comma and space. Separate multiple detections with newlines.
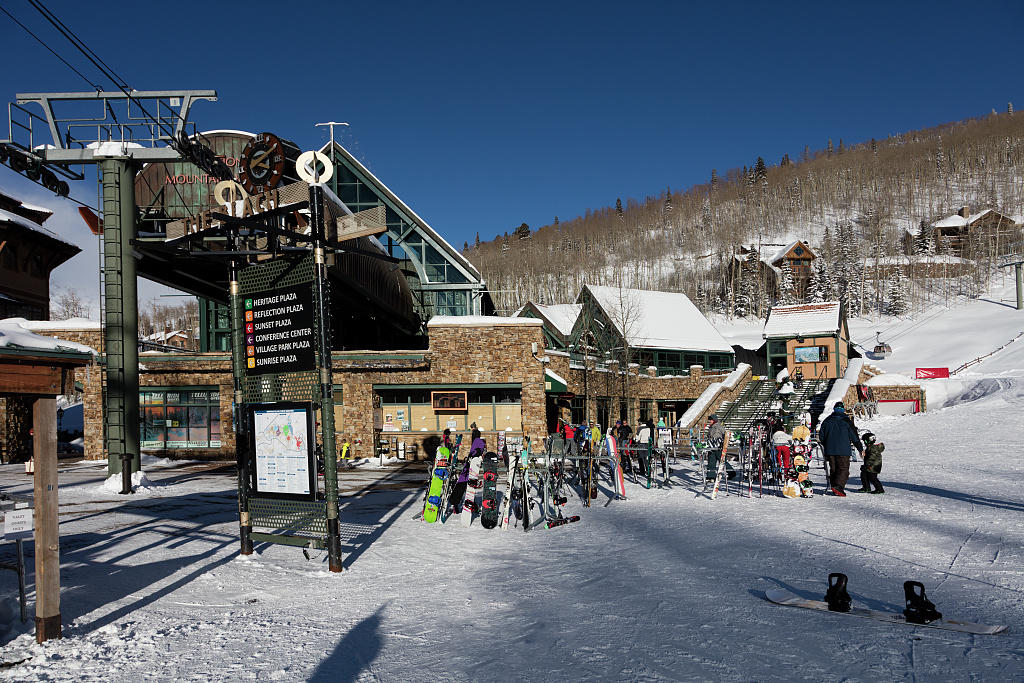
546, 352, 749, 428
64, 318, 547, 462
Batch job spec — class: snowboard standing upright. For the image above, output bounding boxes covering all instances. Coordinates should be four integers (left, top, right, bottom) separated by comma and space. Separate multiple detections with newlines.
437, 434, 463, 522
423, 444, 451, 523
606, 429, 627, 499
479, 452, 501, 529
460, 451, 483, 527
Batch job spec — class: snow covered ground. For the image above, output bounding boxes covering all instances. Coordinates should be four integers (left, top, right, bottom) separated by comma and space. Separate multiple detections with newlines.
1, 289, 1023, 680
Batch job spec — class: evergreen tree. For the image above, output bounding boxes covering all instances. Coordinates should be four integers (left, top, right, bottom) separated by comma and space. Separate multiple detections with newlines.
885, 270, 908, 315
553, 216, 559, 227
778, 259, 796, 304
838, 139, 845, 154
710, 168, 718, 192
664, 186, 673, 215
1010, 102, 1015, 116
615, 198, 623, 220
914, 221, 935, 255
514, 222, 530, 239
802, 145, 810, 163
871, 138, 878, 156
754, 157, 768, 187
806, 259, 824, 303
809, 259, 834, 303
474, 231, 480, 248
827, 138, 834, 157
780, 153, 791, 167
463, 241, 469, 251
701, 196, 712, 237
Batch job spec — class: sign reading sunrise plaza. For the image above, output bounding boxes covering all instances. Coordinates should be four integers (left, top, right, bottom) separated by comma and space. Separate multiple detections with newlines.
244, 283, 316, 375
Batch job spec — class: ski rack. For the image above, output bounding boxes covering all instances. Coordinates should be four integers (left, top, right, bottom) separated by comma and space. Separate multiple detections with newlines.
546, 435, 619, 504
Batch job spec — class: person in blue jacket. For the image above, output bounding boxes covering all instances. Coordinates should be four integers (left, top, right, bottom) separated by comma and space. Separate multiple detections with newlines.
818, 404, 863, 497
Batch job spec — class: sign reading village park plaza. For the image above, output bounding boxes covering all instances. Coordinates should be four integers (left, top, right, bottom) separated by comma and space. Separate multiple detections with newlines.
244, 283, 316, 375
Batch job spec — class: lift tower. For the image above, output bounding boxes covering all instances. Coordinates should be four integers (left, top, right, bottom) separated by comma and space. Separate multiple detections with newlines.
2, 90, 223, 476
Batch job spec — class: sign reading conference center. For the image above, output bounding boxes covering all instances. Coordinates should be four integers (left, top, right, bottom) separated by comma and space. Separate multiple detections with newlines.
243, 283, 316, 375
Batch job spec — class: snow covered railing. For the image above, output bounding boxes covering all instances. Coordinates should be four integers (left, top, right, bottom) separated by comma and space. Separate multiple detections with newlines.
677, 363, 751, 429
952, 331, 1024, 375
816, 358, 865, 426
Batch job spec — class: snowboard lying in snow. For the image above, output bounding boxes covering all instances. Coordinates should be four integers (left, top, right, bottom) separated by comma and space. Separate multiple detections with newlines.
765, 589, 1008, 635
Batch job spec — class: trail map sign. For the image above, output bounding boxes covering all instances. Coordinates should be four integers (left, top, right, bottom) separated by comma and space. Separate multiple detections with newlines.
250, 403, 315, 499
244, 283, 315, 375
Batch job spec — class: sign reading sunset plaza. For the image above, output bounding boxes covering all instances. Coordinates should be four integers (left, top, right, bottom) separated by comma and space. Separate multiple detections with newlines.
244, 283, 316, 375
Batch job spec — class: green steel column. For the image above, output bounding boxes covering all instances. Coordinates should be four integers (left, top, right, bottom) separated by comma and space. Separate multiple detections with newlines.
1016, 263, 1023, 310
309, 184, 343, 572
101, 159, 140, 476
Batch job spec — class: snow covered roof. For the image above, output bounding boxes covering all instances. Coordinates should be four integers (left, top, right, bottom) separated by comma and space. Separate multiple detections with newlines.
864, 372, 917, 386
143, 330, 190, 342
932, 208, 1018, 228
16, 317, 100, 331
0, 206, 67, 244
518, 303, 582, 337
0, 319, 96, 356
763, 301, 842, 338
766, 240, 813, 265
427, 315, 542, 327
733, 251, 781, 275
583, 285, 733, 353
863, 255, 971, 266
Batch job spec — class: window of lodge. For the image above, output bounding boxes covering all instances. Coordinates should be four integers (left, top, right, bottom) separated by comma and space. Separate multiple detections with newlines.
141, 388, 221, 449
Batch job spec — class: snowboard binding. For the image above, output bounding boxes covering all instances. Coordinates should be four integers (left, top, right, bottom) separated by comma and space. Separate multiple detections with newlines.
824, 573, 852, 613
903, 581, 942, 624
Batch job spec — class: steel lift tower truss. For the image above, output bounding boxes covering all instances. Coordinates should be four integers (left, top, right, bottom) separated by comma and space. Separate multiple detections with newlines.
2, 89, 223, 478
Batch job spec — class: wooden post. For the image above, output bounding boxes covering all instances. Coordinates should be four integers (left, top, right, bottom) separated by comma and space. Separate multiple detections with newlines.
32, 396, 61, 642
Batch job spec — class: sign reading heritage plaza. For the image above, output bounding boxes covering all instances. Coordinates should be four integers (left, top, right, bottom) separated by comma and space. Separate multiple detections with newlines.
244, 283, 316, 375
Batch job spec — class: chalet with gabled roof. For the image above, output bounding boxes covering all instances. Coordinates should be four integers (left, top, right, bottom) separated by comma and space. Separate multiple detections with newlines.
930, 206, 1020, 257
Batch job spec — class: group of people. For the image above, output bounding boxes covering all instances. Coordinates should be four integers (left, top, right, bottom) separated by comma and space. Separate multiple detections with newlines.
818, 404, 885, 496
701, 402, 886, 496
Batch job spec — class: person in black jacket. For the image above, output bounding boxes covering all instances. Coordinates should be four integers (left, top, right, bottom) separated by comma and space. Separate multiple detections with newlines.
818, 404, 863, 496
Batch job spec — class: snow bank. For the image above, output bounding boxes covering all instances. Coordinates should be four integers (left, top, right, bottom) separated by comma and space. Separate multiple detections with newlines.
864, 372, 916, 386
341, 456, 403, 470
677, 363, 750, 427
817, 359, 865, 423
98, 470, 158, 495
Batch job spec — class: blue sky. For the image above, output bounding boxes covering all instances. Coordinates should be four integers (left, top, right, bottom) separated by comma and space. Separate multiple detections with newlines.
1, 0, 1022, 305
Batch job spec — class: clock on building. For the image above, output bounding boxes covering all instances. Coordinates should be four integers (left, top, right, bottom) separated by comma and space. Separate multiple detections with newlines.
239, 132, 296, 194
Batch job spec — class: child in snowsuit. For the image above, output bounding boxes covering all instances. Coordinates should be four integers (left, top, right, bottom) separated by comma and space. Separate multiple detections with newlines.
855, 431, 885, 494
771, 427, 792, 470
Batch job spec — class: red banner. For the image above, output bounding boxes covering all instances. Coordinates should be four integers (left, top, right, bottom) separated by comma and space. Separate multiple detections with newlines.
915, 367, 949, 379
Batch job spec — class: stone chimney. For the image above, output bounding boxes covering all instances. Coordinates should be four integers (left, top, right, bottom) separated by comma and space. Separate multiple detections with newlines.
958, 205, 970, 218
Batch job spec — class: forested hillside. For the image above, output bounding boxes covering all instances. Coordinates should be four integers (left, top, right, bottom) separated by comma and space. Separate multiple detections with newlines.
468, 107, 1024, 318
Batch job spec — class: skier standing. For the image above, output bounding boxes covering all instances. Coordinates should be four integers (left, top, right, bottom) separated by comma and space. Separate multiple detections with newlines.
705, 414, 728, 480
590, 421, 601, 449
853, 431, 885, 494
818, 404, 863, 496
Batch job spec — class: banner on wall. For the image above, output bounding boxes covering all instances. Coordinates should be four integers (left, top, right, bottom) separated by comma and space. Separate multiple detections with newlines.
915, 367, 950, 379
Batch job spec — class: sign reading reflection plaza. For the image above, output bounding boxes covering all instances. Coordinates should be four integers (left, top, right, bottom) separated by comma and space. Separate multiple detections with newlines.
244, 283, 316, 375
